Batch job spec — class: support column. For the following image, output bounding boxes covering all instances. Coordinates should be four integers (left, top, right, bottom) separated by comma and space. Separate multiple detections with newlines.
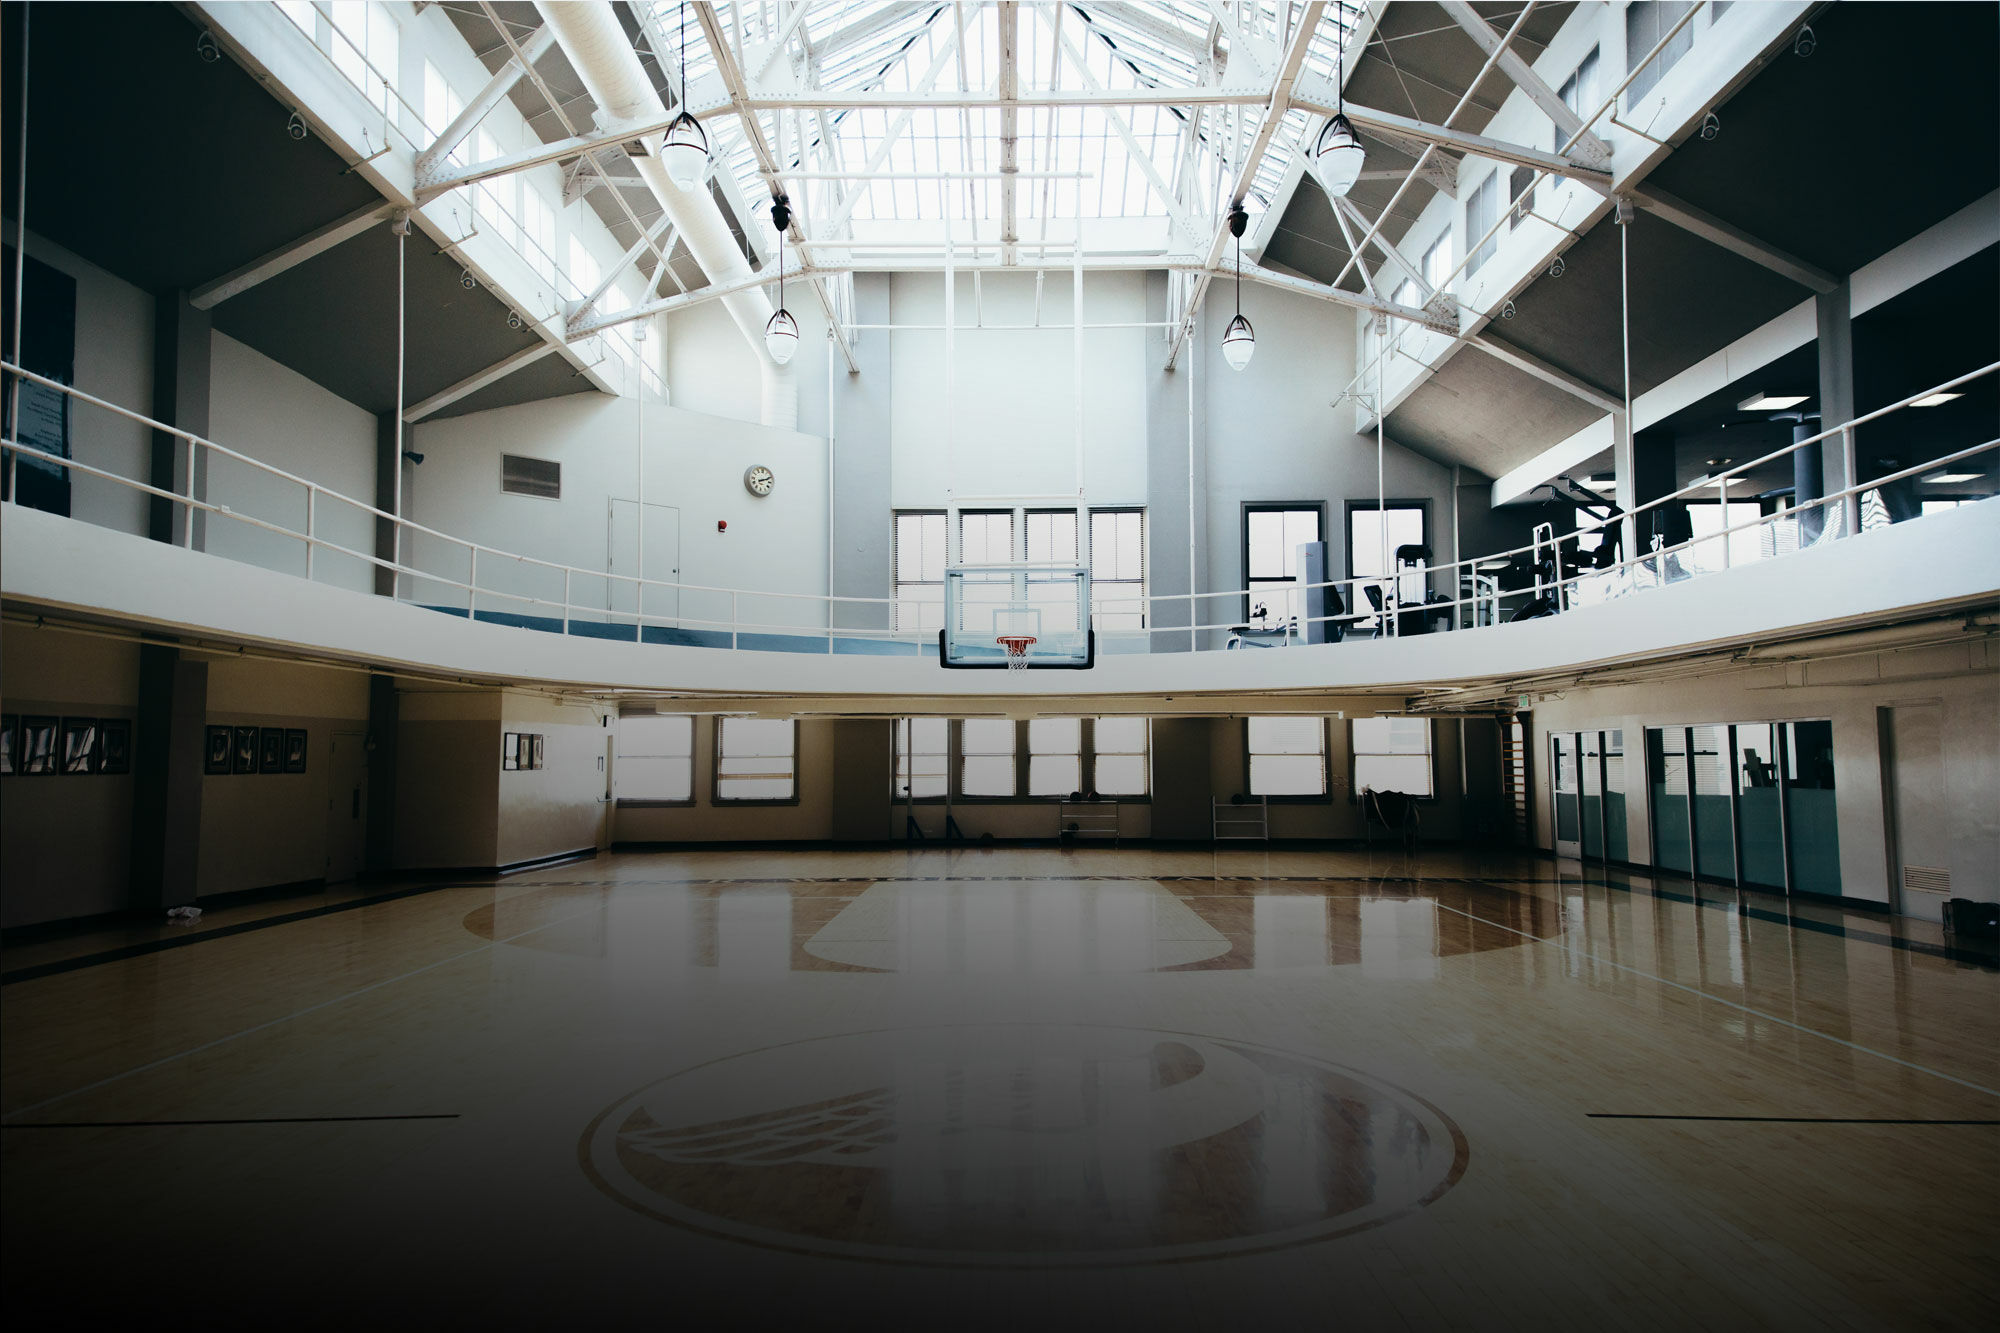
375, 411, 399, 597
1816, 278, 1856, 535
130, 649, 205, 909
1633, 423, 1687, 554
1611, 409, 1636, 563
149, 291, 210, 546
365, 672, 398, 871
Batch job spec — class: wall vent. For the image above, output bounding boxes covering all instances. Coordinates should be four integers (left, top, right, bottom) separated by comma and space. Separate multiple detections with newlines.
502, 454, 561, 499
1902, 865, 1952, 895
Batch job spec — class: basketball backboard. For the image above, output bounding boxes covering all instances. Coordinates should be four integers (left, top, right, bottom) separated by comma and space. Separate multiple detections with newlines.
940, 564, 1094, 669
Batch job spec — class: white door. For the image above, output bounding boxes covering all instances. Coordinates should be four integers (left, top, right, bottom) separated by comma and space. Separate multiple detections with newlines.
324, 729, 368, 884
607, 499, 681, 627
1882, 703, 1950, 920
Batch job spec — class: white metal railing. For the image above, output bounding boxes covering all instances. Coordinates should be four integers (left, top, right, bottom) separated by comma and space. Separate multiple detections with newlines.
2, 359, 1995, 659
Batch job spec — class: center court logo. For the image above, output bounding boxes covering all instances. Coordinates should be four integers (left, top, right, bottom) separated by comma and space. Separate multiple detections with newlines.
582, 1024, 1468, 1265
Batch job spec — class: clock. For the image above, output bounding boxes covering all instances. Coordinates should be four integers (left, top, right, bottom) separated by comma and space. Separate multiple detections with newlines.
743, 465, 775, 497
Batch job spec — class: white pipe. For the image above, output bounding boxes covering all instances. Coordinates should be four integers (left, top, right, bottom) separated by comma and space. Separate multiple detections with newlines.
532, 1, 792, 428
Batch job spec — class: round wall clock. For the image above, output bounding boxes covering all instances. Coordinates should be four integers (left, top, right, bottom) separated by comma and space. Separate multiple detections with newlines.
743, 465, 775, 497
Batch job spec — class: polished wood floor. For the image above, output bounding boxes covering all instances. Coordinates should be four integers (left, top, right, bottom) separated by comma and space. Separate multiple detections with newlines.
4, 846, 1995, 1328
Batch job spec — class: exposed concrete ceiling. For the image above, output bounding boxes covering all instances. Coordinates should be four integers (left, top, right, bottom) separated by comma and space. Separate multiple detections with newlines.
0, 2, 590, 421
1385, 346, 1608, 477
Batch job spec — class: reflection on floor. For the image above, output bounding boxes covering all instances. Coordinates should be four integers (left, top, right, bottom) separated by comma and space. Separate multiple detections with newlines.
2, 846, 1995, 1327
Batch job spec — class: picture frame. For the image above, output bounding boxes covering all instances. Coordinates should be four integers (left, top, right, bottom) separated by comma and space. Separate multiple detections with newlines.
531, 734, 545, 770
205, 724, 234, 775
95, 718, 132, 776
284, 729, 308, 774
233, 725, 259, 774
61, 717, 98, 774
20, 717, 58, 775
259, 727, 285, 774
0, 714, 16, 775
503, 732, 519, 771
515, 732, 533, 770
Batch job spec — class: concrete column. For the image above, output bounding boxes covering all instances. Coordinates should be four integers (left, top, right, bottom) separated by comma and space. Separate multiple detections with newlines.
129, 648, 205, 909
1816, 278, 1855, 532
1611, 409, 1636, 563
1632, 422, 1687, 552
148, 291, 210, 546
828, 274, 894, 633
375, 412, 399, 597
1146, 273, 1206, 652
365, 672, 398, 871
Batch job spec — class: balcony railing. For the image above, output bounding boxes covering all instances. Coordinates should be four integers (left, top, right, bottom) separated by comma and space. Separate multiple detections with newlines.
2, 359, 1994, 658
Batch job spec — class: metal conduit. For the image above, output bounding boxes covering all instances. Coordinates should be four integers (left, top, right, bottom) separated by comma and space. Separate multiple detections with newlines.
531, 1, 796, 428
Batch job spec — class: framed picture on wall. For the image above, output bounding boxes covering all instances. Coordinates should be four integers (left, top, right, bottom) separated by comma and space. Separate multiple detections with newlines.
233, 725, 259, 774
205, 724, 233, 775
531, 734, 545, 770
0, 715, 17, 775
259, 728, 285, 774
503, 732, 519, 771
96, 719, 132, 776
61, 718, 97, 774
284, 729, 308, 774
20, 717, 58, 775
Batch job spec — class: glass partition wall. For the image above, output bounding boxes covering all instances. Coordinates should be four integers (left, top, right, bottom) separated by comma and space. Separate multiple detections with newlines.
1642, 721, 1842, 899
1551, 729, 1629, 863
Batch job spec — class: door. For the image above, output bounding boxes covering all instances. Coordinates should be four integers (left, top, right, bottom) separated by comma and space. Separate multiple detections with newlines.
608, 499, 681, 627
324, 729, 367, 884
1882, 703, 1949, 920
1551, 733, 1581, 859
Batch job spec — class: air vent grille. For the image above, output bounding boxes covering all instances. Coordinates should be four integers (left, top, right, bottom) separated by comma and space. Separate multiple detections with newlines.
502, 454, 560, 499
1902, 865, 1952, 894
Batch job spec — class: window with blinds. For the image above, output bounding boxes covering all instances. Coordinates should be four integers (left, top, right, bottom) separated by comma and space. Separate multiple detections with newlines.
894, 511, 947, 631
1247, 717, 1327, 797
1029, 718, 1082, 796
960, 719, 1016, 797
1091, 717, 1149, 796
895, 718, 948, 799
1352, 717, 1434, 798
615, 714, 694, 803
1089, 509, 1145, 630
715, 718, 796, 802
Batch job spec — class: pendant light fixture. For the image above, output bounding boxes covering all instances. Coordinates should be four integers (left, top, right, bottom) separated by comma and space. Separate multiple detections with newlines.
1311, 33, 1365, 199
1222, 203, 1255, 371
661, 0, 711, 192
764, 195, 799, 365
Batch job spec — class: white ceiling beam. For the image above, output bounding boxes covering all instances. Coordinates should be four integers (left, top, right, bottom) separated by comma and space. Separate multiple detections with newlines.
1470, 334, 1624, 416
1164, 1, 1328, 370
817, 25, 964, 237
402, 342, 560, 424
188, 202, 395, 310
998, 2, 1020, 265
1435, 0, 1613, 169
1293, 83, 1614, 189
416, 25, 558, 174
570, 217, 677, 332
414, 112, 682, 200
1628, 182, 1839, 294
1334, 196, 1430, 296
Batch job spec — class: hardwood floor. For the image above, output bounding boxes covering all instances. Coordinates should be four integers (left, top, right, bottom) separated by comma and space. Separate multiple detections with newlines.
3, 846, 1995, 1328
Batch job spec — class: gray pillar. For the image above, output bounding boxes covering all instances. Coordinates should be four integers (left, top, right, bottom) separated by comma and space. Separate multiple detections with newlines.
1793, 420, 1824, 541
1816, 278, 1855, 531
375, 411, 400, 597
1146, 272, 1206, 652
130, 648, 205, 909
365, 672, 398, 871
829, 274, 894, 633
149, 291, 210, 546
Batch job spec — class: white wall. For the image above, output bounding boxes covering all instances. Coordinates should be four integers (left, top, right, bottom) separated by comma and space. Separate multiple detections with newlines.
5, 225, 153, 538
406, 391, 830, 631
205, 332, 378, 593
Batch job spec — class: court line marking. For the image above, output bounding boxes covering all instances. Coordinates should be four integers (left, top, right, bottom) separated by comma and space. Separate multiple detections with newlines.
1428, 900, 2000, 1102
3, 1114, 461, 1129
0, 898, 616, 1123
1585, 1114, 2000, 1125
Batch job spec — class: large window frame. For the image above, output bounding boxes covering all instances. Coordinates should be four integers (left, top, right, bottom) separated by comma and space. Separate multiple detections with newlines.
893, 510, 948, 632
1242, 503, 1324, 627
614, 713, 695, 806
1345, 500, 1431, 631
1245, 716, 1331, 802
1464, 173, 1500, 275
1351, 717, 1436, 800
713, 717, 799, 805
895, 718, 1152, 802
1088, 507, 1147, 631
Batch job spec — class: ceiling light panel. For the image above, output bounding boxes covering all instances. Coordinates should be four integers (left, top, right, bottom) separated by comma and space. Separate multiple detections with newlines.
1911, 392, 1964, 407
1737, 393, 1810, 411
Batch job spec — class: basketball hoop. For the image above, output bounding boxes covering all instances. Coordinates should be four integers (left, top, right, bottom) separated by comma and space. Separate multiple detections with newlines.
996, 634, 1037, 671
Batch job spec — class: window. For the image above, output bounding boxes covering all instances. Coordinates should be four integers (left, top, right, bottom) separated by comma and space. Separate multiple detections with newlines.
1421, 233, 1453, 296
1025, 509, 1078, 562
960, 719, 1016, 797
1029, 718, 1082, 796
1244, 505, 1321, 627
894, 511, 947, 631
1352, 717, 1434, 798
568, 235, 601, 302
422, 62, 463, 161
1247, 717, 1327, 798
474, 130, 517, 246
279, 2, 315, 37
1508, 166, 1536, 227
1392, 277, 1420, 310
1464, 174, 1499, 275
329, 2, 399, 119
1347, 503, 1427, 630
1558, 47, 1602, 140
616, 714, 693, 803
1089, 509, 1145, 631
1625, 3, 1694, 104
958, 510, 1015, 564
895, 718, 948, 799
1091, 718, 1149, 796
520, 182, 557, 284
715, 718, 796, 802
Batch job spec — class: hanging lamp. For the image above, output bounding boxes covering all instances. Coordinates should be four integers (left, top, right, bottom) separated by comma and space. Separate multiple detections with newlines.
764, 196, 799, 364
661, 0, 711, 191
1312, 34, 1365, 198
1222, 204, 1255, 371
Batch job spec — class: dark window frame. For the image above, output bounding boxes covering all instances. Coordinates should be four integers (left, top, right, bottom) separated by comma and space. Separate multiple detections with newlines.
1241, 502, 1326, 624
1242, 715, 1334, 805
712, 716, 801, 806
613, 712, 697, 808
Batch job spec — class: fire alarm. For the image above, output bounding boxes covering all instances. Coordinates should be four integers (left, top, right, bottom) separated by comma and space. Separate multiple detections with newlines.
717, 520, 727, 532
